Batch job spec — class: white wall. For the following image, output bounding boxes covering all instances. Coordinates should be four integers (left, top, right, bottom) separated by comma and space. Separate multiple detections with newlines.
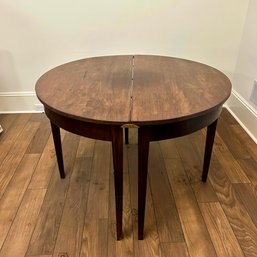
232, 0, 257, 111
0, 0, 249, 112
225, 0, 257, 143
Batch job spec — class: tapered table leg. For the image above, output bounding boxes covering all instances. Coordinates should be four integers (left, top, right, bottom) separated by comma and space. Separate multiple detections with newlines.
50, 121, 65, 179
138, 128, 150, 240
202, 119, 218, 182
112, 127, 123, 240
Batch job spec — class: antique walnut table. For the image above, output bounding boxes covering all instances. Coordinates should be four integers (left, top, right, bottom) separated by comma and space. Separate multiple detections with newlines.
35, 55, 231, 240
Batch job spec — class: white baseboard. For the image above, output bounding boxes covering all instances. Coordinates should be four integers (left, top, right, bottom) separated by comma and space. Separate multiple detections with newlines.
0, 92, 44, 113
225, 89, 257, 144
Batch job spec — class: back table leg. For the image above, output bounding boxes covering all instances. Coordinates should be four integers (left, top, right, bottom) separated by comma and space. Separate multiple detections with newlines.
125, 128, 129, 144
202, 119, 218, 182
50, 121, 65, 179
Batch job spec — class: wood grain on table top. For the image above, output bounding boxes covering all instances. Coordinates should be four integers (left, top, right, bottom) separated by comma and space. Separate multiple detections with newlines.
36, 55, 231, 125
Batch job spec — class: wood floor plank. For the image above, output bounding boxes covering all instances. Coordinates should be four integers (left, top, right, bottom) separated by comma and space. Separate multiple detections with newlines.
230, 124, 257, 162
213, 142, 250, 183
0, 120, 40, 199
188, 131, 219, 202
52, 156, 93, 257
161, 242, 190, 257
217, 115, 251, 160
236, 158, 257, 187
86, 140, 111, 219
127, 144, 161, 257
202, 129, 250, 183
1, 116, 38, 156
165, 158, 218, 257
0, 114, 31, 163
199, 202, 244, 257
137, 192, 162, 257
148, 142, 184, 243
0, 114, 30, 142
1, 111, 257, 257
233, 183, 257, 229
133, 187, 162, 257
26, 168, 69, 256
29, 131, 67, 190
108, 147, 134, 257
29, 113, 45, 122
0, 154, 40, 248
0, 154, 40, 249
76, 137, 95, 158
159, 139, 180, 159
126, 143, 140, 257
0, 189, 46, 257
220, 109, 238, 125
27, 255, 52, 257
80, 218, 108, 257
26, 114, 51, 154
28, 135, 56, 189
0, 114, 17, 136
26, 132, 80, 256
175, 135, 218, 202
126, 128, 138, 145
174, 136, 202, 184
209, 158, 257, 257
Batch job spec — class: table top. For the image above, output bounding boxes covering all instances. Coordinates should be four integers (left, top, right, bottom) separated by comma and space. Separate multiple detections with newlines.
36, 55, 231, 125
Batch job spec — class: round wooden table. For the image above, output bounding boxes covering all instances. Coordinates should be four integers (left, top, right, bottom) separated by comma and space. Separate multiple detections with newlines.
36, 55, 231, 240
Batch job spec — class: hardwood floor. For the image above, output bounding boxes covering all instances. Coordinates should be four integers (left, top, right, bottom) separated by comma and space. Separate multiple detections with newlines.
0, 108, 257, 257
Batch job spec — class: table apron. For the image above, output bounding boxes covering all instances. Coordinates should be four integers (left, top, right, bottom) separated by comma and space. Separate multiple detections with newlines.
143, 106, 222, 142
44, 107, 115, 141
45, 105, 222, 142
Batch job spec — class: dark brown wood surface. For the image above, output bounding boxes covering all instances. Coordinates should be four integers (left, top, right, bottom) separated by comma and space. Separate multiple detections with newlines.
36, 55, 231, 125
36, 55, 132, 124
132, 56, 231, 124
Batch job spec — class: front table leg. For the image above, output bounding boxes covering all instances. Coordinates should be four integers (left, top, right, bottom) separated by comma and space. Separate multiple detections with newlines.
202, 119, 218, 182
50, 121, 65, 179
138, 128, 150, 240
111, 127, 123, 240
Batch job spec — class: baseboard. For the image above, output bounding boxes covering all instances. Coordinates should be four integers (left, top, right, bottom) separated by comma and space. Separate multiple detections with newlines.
225, 89, 257, 144
0, 92, 44, 113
